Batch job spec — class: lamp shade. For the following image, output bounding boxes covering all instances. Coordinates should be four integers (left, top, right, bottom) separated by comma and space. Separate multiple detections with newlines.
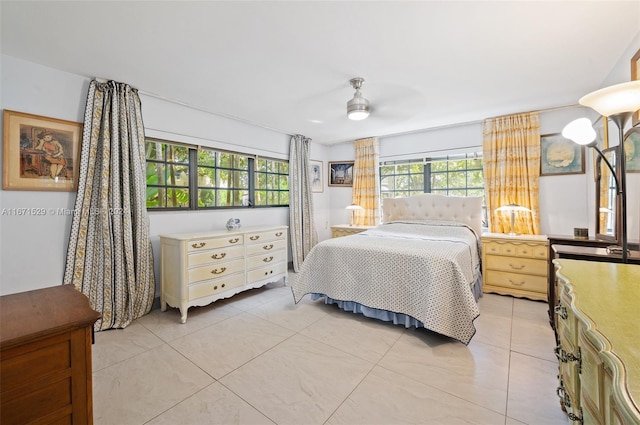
562, 118, 597, 146
345, 204, 363, 211
579, 80, 640, 117
495, 204, 531, 213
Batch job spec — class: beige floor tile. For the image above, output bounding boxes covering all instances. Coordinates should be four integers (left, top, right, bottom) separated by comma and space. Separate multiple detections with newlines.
93, 344, 213, 425
169, 312, 295, 379
511, 304, 557, 362
220, 333, 374, 425
507, 352, 569, 424
137, 301, 243, 342
506, 417, 528, 425
379, 330, 510, 414
218, 279, 289, 311
92, 321, 164, 372
328, 366, 505, 425
299, 306, 405, 363
146, 382, 275, 425
246, 293, 329, 332
474, 294, 514, 350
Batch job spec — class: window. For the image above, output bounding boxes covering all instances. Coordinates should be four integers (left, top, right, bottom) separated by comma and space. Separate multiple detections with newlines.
145, 138, 289, 210
380, 153, 484, 199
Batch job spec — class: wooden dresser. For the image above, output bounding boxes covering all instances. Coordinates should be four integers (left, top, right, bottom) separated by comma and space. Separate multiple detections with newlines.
481, 233, 549, 301
0, 285, 101, 425
160, 225, 288, 323
554, 259, 640, 424
330, 224, 373, 238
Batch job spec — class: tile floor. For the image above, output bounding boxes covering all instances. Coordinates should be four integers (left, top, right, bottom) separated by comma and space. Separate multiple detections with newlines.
92, 273, 570, 425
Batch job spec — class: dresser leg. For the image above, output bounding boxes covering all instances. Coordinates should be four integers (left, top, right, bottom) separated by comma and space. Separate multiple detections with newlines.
180, 304, 188, 324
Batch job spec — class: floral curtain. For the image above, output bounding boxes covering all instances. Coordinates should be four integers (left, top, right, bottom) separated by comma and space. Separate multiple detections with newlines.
63, 80, 155, 331
289, 134, 317, 271
352, 137, 380, 226
482, 112, 541, 235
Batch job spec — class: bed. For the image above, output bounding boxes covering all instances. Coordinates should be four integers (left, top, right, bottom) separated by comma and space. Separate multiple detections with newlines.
291, 193, 484, 344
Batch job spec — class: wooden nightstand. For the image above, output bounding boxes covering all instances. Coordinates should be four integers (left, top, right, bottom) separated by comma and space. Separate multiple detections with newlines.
481, 233, 549, 301
331, 224, 373, 238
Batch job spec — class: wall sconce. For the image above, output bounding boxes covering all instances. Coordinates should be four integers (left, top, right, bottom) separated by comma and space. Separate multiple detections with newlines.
495, 203, 531, 236
345, 203, 363, 226
562, 80, 640, 263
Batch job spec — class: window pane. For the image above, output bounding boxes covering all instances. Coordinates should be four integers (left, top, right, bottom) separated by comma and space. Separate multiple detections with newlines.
381, 176, 395, 191
198, 150, 216, 166
410, 174, 424, 190
395, 175, 409, 190
197, 169, 215, 187
198, 189, 216, 207
468, 158, 483, 169
430, 160, 447, 172
409, 163, 424, 173
380, 165, 394, 176
279, 162, 289, 174
167, 188, 189, 208
168, 146, 189, 163
397, 164, 409, 174
279, 191, 289, 204
147, 163, 165, 185
256, 173, 267, 189
257, 158, 267, 172
448, 171, 466, 188
448, 189, 466, 196
145, 141, 164, 159
279, 175, 289, 190
167, 165, 189, 186
448, 160, 466, 170
431, 173, 447, 189
255, 190, 266, 206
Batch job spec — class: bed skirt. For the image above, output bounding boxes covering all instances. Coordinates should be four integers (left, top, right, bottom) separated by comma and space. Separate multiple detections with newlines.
310, 274, 482, 334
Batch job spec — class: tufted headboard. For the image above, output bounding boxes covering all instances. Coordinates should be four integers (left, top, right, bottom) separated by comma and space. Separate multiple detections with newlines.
382, 193, 483, 236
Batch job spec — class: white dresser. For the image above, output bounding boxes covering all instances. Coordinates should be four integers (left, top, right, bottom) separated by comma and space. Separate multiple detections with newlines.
160, 225, 288, 323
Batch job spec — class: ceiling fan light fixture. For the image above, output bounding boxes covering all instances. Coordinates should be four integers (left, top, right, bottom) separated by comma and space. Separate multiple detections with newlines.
347, 77, 370, 120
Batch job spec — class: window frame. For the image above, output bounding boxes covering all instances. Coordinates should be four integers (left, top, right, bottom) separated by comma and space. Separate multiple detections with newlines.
145, 138, 289, 211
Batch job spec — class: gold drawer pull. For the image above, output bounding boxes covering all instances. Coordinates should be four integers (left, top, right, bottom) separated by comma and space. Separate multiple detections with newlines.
508, 279, 525, 287
263, 244, 274, 250
509, 263, 525, 270
191, 242, 206, 249
250, 235, 260, 240
229, 238, 239, 244
211, 253, 226, 260
275, 232, 283, 237
263, 256, 274, 263
211, 267, 227, 275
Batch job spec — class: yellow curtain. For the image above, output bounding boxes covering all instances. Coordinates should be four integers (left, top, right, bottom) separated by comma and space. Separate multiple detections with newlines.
482, 112, 541, 235
352, 137, 380, 226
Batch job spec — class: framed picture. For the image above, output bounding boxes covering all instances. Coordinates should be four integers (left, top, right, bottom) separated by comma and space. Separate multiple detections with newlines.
3, 110, 82, 191
623, 127, 640, 172
309, 160, 323, 192
328, 161, 354, 187
631, 48, 640, 126
540, 133, 585, 176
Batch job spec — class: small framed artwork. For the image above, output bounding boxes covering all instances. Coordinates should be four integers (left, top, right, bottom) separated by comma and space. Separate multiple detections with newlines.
540, 133, 585, 176
3, 110, 82, 191
631, 48, 640, 126
328, 161, 355, 187
623, 127, 640, 172
309, 160, 323, 192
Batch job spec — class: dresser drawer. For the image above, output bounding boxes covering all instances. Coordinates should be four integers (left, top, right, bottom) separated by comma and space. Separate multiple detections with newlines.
188, 258, 244, 283
247, 261, 287, 283
187, 235, 243, 252
246, 239, 287, 256
245, 229, 286, 244
188, 245, 244, 267
188, 273, 245, 300
246, 251, 286, 270
484, 269, 547, 294
485, 254, 546, 276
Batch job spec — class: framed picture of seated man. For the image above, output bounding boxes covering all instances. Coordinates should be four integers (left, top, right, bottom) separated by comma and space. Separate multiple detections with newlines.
540, 133, 585, 176
2, 109, 82, 191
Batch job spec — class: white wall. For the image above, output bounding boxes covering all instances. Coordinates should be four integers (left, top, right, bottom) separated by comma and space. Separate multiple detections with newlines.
0, 55, 334, 295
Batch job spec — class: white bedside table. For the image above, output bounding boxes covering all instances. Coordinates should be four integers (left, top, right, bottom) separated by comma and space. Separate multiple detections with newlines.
330, 224, 374, 238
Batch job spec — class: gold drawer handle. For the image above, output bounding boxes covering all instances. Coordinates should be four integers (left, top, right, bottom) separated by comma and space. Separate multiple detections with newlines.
508, 279, 525, 287
509, 263, 525, 270
229, 238, 239, 244
250, 235, 260, 240
520, 249, 530, 255
263, 256, 274, 263
275, 232, 283, 237
211, 267, 227, 275
191, 242, 206, 249
211, 253, 226, 260
263, 244, 274, 250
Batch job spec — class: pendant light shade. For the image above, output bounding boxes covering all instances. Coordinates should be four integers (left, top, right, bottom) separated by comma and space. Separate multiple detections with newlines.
347, 78, 370, 120
579, 80, 640, 117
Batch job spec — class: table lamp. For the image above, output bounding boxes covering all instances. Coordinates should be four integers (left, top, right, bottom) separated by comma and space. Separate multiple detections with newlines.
495, 204, 531, 236
346, 204, 363, 226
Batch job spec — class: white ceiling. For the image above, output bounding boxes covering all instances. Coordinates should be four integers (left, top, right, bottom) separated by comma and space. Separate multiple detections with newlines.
1, 1, 639, 145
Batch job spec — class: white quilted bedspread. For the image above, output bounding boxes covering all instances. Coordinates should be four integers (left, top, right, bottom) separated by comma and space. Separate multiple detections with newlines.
291, 221, 482, 344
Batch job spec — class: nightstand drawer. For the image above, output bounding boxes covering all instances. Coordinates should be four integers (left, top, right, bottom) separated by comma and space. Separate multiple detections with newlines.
485, 254, 546, 276
483, 241, 547, 259
484, 270, 547, 294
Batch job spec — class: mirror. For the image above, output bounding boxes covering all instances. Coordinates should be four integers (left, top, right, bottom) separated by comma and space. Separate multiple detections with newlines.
595, 146, 621, 242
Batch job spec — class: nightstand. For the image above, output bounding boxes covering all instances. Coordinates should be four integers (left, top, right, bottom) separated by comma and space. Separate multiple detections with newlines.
331, 224, 373, 238
481, 233, 549, 301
